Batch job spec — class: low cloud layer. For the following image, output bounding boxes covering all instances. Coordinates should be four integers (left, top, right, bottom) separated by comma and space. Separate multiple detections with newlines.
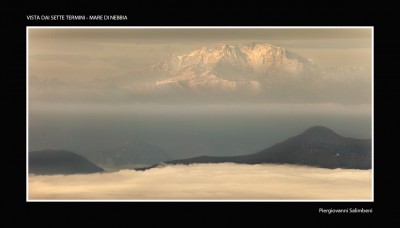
29, 163, 372, 200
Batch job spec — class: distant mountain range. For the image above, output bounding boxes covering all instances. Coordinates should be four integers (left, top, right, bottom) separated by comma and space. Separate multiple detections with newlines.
140, 126, 371, 170
29, 43, 371, 104
29, 150, 104, 175
29, 126, 371, 173
77, 139, 172, 168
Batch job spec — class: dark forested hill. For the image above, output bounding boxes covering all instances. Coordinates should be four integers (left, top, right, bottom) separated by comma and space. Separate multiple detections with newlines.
143, 126, 371, 170
29, 150, 104, 175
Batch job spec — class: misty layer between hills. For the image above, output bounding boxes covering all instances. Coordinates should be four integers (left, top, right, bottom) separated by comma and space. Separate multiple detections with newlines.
28, 163, 372, 200
29, 124, 371, 174
29, 108, 371, 167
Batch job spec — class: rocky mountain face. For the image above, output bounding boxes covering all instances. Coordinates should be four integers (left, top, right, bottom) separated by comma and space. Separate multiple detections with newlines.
150, 43, 319, 92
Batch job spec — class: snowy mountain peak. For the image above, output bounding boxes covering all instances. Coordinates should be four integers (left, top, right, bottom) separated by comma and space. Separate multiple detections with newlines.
152, 43, 316, 77
148, 43, 324, 93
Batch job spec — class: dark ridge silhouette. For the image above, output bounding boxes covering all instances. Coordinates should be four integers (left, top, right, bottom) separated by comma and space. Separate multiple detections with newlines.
138, 126, 371, 170
29, 150, 104, 175
78, 139, 172, 167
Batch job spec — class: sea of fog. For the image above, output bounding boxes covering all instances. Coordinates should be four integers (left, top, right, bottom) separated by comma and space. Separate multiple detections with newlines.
28, 163, 372, 200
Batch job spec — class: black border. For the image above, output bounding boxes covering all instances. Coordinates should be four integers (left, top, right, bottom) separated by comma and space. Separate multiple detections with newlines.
6, 5, 394, 222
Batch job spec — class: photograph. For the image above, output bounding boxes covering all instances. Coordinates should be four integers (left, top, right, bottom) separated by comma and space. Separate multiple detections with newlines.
27, 27, 373, 201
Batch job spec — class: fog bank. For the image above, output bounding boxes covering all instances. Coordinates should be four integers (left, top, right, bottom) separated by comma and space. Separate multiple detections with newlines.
29, 163, 372, 200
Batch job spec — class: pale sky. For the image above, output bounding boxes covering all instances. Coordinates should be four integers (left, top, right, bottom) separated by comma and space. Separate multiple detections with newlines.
29, 28, 372, 83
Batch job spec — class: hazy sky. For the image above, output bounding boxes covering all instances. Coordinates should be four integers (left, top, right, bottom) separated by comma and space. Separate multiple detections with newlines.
29, 28, 372, 83
28, 28, 373, 158
29, 163, 372, 200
